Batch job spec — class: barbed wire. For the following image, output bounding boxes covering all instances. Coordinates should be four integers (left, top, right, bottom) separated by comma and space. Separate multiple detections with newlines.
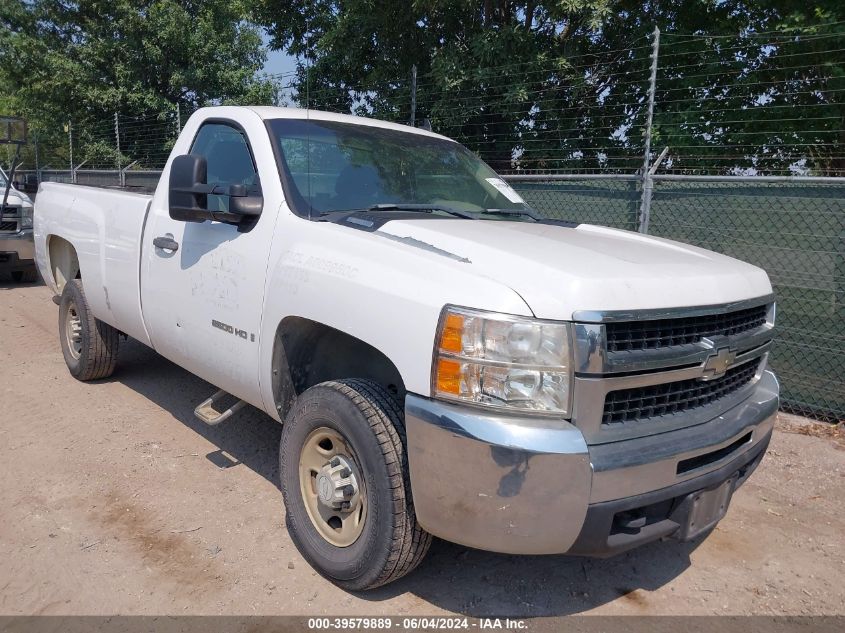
663, 22, 845, 38
13, 29, 844, 178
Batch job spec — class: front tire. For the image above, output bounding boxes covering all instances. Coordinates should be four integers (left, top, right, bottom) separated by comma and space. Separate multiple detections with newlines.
58, 279, 119, 381
280, 379, 431, 590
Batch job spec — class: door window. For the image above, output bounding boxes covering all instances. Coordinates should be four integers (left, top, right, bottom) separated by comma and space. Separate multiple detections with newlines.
190, 122, 258, 213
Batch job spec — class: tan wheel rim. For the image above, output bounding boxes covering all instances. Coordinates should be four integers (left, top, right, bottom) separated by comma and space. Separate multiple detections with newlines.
299, 427, 367, 547
65, 301, 83, 359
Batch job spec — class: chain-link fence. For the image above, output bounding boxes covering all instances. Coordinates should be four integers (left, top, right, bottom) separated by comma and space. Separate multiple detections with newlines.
506, 175, 642, 230
506, 175, 845, 422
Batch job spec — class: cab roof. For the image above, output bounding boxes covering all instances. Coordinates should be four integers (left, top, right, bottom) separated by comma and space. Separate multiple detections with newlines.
243, 106, 452, 142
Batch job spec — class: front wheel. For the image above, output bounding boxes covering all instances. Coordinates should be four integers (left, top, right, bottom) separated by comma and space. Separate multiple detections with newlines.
280, 379, 431, 590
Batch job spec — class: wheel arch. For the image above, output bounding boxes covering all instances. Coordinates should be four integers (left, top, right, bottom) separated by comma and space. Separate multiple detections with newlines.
46, 235, 81, 293
271, 316, 406, 420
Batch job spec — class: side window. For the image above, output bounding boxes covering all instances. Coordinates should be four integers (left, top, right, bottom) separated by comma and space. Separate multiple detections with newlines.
190, 122, 258, 213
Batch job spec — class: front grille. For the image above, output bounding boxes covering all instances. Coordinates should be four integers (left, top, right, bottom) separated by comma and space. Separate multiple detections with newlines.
603, 359, 759, 424
606, 304, 768, 352
0, 220, 18, 232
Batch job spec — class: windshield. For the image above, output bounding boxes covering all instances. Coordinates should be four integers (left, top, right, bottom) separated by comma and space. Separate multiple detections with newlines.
266, 119, 531, 219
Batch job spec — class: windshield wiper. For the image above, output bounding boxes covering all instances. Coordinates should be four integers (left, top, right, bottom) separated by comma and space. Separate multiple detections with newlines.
320, 203, 477, 220
365, 203, 478, 219
481, 207, 544, 221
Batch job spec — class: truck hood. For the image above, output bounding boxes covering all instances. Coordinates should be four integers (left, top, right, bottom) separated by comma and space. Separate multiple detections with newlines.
1, 191, 32, 207
377, 219, 772, 320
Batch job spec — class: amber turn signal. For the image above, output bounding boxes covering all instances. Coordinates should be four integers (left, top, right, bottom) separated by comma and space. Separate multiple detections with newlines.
439, 313, 464, 353
435, 358, 462, 395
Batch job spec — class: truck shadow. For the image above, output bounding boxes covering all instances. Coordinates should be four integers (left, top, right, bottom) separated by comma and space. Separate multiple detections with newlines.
108, 338, 282, 489
366, 537, 699, 616
110, 337, 698, 617
0, 272, 45, 289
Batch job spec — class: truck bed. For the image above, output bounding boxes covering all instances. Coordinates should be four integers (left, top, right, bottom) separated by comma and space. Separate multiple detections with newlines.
34, 182, 154, 346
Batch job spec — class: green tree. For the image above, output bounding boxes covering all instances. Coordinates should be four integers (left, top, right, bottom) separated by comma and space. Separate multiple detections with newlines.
252, 0, 843, 175
252, 0, 622, 172
0, 0, 277, 168
625, 0, 845, 176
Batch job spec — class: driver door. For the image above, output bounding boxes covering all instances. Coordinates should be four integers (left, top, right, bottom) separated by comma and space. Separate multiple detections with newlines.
141, 119, 278, 409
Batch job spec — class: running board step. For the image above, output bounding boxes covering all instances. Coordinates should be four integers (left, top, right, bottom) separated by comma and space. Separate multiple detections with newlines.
194, 389, 245, 426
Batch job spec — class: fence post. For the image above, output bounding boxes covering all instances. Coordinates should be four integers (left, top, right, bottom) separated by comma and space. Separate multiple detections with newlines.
71, 159, 87, 184
114, 112, 121, 173
838, 215, 845, 322
410, 65, 417, 127
120, 159, 138, 187
637, 26, 660, 234
66, 121, 73, 177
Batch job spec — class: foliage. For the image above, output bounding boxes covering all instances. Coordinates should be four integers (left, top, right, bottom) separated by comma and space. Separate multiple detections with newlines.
252, 0, 845, 175
252, 1, 623, 171
640, 1, 845, 175
0, 0, 276, 167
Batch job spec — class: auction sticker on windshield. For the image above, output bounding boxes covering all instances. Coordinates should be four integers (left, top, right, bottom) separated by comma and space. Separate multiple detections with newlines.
485, 177, 525, 204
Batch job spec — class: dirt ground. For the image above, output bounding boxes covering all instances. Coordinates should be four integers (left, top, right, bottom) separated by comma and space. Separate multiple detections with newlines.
1, 279, 843, 618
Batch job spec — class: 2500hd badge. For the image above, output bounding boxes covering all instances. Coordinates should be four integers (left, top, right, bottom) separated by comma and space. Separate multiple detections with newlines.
212, 318, 255, 342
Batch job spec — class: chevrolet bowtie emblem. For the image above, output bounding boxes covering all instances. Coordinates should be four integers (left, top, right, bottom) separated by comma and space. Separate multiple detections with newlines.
702, 346, 737, 380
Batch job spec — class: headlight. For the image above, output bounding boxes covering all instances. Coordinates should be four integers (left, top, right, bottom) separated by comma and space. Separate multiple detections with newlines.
20, 205, 33, 229
432, 306, 573, 416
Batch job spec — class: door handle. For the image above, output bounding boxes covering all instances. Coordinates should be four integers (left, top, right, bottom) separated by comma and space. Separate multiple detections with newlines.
153, 236, 179, 252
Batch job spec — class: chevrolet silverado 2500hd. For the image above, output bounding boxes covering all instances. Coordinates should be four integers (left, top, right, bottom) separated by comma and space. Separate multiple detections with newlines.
1, 167, 37, 282
34, 106, 778, 590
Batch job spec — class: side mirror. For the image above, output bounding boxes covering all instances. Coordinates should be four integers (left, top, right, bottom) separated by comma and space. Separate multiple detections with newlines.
228, 184, 263, 217
168, 154, 263, 224
169, 154, 209, 223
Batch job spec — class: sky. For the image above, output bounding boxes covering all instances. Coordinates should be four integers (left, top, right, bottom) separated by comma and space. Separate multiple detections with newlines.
261, 33, 298, 79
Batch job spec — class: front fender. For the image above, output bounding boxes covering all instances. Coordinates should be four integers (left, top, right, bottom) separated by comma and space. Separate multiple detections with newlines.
257, 217, 533, 419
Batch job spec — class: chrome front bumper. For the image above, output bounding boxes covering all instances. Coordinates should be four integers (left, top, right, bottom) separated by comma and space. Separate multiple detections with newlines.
0, 229, 35, 266
405, 370, 778, 556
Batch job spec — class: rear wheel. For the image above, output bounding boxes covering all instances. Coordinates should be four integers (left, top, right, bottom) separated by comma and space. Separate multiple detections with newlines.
58, 279, 119, 380
280, 379, 431, 590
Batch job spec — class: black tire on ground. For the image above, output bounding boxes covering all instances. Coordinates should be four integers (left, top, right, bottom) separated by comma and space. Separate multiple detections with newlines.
11, 268, 38, 283
280, 379, 432, 590
58, 279, 119, 381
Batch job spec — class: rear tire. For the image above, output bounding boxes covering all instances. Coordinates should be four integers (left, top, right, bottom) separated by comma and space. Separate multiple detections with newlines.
280, 379, 431, 590
11, 268, 38, 283
58, 279, 119, 381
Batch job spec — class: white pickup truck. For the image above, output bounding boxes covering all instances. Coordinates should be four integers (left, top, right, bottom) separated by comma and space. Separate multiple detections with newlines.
1, 167, 37, 282
34, 106, 779, 590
